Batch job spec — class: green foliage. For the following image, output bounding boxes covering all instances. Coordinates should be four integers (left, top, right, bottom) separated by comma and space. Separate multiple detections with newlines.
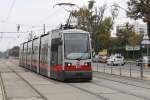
71, 2, 114, 52
127, 0, 150, 38
98, 17, 113, 34
127, 0, 150, 20
127, 32, 142, 46
88, 0, 95, 10
8, 46, 20, 57
99, 32, 111, 49
116, 23, 142, 46
110, 37, 122, 47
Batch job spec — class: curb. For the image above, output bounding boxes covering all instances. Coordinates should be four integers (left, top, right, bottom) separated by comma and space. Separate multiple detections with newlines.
0, 73, 7, 100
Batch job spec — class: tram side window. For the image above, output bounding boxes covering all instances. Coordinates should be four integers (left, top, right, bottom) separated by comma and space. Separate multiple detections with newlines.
51, 38, 62, 66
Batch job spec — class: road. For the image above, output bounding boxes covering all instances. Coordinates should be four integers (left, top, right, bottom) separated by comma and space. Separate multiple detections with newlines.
92, 62, 150, 79
0, 59, 150, 100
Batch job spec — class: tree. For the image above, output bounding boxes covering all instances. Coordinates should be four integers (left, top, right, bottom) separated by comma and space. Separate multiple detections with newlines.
71, 1, 115, 52
127, 32, 142, 46
117, 22, 142, 46
98, 17, 113, 49
88, 0, 95, 10
117, 23, 134, 46
8, 46, 20, 57
127, 0, 150, 39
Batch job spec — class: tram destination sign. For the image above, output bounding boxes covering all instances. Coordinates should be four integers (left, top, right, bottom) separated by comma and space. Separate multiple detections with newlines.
125, 45, 140, 51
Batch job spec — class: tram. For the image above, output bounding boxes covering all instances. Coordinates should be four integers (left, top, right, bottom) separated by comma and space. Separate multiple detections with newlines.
19, 29, 93, 81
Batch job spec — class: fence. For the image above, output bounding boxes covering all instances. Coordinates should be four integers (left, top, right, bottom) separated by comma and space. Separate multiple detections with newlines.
92, 61, 150, 80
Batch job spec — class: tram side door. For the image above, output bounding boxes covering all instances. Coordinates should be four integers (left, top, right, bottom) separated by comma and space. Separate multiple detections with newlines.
50, 38, 62, 76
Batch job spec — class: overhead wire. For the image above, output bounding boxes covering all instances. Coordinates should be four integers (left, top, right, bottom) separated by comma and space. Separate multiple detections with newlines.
0, 0, 16, 40
40, 7, 62, 23
41, 0, 76, 23
0, 0, 76, 40
6, 0, 16, 21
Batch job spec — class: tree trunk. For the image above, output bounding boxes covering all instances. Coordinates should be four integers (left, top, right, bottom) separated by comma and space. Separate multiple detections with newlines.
147, 21, 150, 39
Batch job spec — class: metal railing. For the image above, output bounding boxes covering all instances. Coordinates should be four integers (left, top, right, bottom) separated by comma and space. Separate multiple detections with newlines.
92, 61, 150, 80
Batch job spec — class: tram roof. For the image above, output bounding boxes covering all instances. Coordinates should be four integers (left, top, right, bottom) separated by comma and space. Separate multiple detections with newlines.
61, 29, 89, 34
20, 29, 89, 45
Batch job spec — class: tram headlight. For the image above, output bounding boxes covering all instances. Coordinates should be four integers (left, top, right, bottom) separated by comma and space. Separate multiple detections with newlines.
65, 62, 72, 67
68, 63, 71, 66
84, 63, 88, 66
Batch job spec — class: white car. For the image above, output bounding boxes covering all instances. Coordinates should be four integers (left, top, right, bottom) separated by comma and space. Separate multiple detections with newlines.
107, 55, 125, 66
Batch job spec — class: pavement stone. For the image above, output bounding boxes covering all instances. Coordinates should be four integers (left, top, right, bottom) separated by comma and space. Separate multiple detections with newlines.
9, 97, 44, 100
1, 73, 40, 99
0, 94, 3, 100
101, 93, 145, 100
0, 60, 150, 100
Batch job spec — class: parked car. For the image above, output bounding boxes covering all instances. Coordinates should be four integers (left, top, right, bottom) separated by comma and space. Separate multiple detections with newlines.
92, 55, 108, 63
136, 56, 150, 67
136, 58, 142, 66
99, 56, 108, 63
92, 55, 100, 62
107, 55, 125, 66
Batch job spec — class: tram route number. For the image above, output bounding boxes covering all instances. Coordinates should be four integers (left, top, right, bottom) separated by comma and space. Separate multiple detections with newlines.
76, 61, 80, 68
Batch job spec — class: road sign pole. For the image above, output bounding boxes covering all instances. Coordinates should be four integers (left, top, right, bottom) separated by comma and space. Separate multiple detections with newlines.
140, 63, 143, 79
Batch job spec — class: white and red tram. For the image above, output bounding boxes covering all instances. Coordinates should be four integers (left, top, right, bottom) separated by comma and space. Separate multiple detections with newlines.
19, 29, 92, 81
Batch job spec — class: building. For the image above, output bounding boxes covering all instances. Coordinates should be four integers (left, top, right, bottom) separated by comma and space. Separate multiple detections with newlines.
134, 22, 147, 35
116, 22, 147, 35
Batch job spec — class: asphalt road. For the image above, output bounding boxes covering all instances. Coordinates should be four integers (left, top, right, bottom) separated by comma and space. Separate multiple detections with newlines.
0, 59, 150, 100
92, 62, 150, 80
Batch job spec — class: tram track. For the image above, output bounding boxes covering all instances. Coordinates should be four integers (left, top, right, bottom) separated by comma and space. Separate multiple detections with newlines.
2, 60, 48, 100
91, 80, 149, 100
0, 72, 7, 100
93, 73, 150, 100
67, 83, 110, 100
7, 60, 111, 100
94, 72, 150, 90
66, 72, 150, 100
67, 79, 149, 100
9, 60, 60, 85
5, 59, 150, 100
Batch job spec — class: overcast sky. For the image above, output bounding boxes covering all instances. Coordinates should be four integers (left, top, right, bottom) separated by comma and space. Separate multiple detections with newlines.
0, 0, 138, 51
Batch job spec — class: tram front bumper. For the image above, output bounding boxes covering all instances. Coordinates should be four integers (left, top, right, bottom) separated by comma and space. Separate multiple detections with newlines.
64, 71, 92, 80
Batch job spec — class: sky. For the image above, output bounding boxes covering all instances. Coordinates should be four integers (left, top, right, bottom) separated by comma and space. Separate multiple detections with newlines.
0, 0, 141, 51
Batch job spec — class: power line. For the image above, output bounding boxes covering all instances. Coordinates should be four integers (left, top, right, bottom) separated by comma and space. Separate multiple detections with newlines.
0, 21, 42, 27
0, 20, 56, 29
40, 8, 61, 23
0, 32, 28, 34
6, 0, 16, 20
0, 36, 22, 39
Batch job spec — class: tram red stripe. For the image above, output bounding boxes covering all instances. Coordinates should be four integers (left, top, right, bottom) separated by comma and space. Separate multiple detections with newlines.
40, 63, 48, 69
50, 65, 63, 72
31, 60, 38, 67
64, 66, 92, 71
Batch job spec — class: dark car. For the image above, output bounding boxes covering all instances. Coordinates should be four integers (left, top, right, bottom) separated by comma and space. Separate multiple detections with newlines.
136, 59, 142, 66
136, 56, 150, 67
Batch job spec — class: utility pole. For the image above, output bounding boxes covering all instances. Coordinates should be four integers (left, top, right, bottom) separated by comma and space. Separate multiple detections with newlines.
43, 24, 45, 34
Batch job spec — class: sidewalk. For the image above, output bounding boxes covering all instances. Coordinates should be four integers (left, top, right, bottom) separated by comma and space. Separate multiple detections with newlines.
0, 74, 5, 100
0, 81, 3, 100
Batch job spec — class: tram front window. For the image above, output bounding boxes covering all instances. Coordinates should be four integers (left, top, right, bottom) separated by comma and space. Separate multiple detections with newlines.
64, 33, 91, 60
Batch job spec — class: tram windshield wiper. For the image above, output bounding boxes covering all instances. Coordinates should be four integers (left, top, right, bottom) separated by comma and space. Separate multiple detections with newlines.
75, 52, 90, 60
